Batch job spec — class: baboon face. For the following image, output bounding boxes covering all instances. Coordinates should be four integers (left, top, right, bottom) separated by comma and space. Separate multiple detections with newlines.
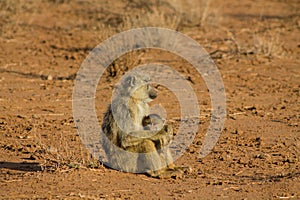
122, 73, 157, 102
142, 114, 164, 130
142, 115, 152, 127
132, 83, 157, 102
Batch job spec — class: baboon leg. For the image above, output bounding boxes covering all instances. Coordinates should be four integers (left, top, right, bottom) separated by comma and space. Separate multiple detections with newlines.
155, 141, 192, 179
107, 147, 139, 173
136, 139, 167, 176
153, 165, 192, 179
157, 168, 185, 179
160, 148, 174, 168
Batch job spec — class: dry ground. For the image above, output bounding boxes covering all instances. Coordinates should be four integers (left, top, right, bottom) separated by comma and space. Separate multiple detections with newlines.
0, 0, 299, 199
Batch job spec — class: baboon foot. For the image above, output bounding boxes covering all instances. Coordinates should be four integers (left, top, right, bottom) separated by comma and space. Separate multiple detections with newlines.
146, 166, 192, 179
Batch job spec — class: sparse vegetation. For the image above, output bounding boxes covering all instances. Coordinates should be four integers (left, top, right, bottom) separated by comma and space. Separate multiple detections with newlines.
0, 0, 299, 198
253, 31, 286, 58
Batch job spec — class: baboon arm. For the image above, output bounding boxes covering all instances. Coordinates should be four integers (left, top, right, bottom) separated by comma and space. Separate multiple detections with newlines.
121, 129, 172, 149
121, 130, 157, 148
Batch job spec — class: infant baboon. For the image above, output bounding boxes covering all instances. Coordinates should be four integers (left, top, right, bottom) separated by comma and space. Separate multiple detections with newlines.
102, 72, 190, 178
142, 113, 165, 131
142, 114, 171, 153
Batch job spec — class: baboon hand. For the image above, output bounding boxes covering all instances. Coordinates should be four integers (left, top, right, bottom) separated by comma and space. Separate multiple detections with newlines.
121, 130, 162, 149
120, 126, 173, 149
162, 124, 173, 136
149, 124, 173, 147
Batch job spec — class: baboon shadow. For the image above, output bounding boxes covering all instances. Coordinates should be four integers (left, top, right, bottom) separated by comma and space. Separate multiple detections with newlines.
0, 68, 75, 80
0, 161, 42, 172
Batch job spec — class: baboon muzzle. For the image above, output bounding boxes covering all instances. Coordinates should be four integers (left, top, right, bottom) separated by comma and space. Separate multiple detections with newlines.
149, 88, 158, 99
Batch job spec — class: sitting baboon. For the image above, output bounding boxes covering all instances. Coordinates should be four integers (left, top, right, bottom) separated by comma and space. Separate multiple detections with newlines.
101, 72, 190, 178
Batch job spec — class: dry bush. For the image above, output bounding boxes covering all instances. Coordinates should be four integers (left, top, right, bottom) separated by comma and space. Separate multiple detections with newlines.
105, 51, 144, 79
121, 7, 181, 30
253, 31, 286, 58
164, 0, 219, 27
85, 0, 222, 78
120, 0, 220, 30
220, 28, 286, 59
107, 0, 217, 78
103, 5, 181, 78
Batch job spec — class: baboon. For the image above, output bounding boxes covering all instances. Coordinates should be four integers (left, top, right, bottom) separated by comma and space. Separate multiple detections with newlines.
142, 113, 165, 131
101, 72, 190, 178
142, 114, 171, 153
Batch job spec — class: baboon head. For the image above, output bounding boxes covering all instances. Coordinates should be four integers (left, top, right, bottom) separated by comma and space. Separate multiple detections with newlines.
120, 73, 157, 102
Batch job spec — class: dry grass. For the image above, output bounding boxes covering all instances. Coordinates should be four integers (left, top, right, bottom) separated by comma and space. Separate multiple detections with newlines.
164, 0, 220, 27
253, 31, 286, 58
103, 0, 220, 78
218, 27, 286, 59
121, 7, 181, 30
119, 0, 220, 31
8, 115, 102, 171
